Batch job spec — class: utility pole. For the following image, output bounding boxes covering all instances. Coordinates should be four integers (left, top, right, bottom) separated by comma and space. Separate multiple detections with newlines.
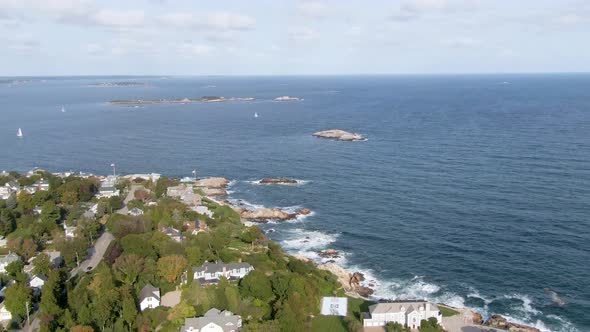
25, 301, 30, 326
111, 163, 116, 177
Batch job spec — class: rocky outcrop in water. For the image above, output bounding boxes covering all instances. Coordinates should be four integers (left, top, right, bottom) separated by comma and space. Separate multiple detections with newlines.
197, 177, 230, 188
313, 129, 365, 141
318, 249, 340, 259
485, 315, 540, 332
259, 178, 298, 185
237, 207, 310, 222
274, 96, 302, 101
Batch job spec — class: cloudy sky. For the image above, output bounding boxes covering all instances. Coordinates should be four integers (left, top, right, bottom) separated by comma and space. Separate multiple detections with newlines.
1, 0, 589, 75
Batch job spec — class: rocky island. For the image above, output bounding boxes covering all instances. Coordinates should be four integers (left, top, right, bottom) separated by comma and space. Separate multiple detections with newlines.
236, 207, 311, 223
274, 96, 302, 101
109, 96, 255, 105
313, 129, 366, 141
258, 178, 299, 185
92, 81, 148, 87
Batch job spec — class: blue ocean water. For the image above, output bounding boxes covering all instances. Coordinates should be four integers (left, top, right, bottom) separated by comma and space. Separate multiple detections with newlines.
1, 75, 589, 331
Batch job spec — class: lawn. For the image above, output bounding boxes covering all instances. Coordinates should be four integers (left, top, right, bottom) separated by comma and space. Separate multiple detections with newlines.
439, 305, 460, 317
311, 296, 376, 332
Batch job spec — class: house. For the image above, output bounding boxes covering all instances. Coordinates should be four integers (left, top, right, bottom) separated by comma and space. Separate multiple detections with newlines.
161, 227, 182, 242
139, 284, 160, 311
192, 205, 213, 218
24, 251, 63, 275
97, 176, 119, 198
321, 297, 348, 316
123, 173, 161, 183
191, 261, 253, 284
128, 207, 144, 216
0, 301, 11, 321
180, 308, 242, 332
167, 184, 201, 206
183, 220, 208, 235
0, 253, 20, 273
83, 203, 99, 219
362, 300, 442, 329
0, 186, 14, 200
35, 179, 50, 191
29, 275, 47, 289
63, 221, 76, 238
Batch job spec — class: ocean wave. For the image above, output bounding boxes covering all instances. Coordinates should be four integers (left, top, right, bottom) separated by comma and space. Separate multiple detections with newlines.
279, 228, 344, 263
226, 198, 265, 210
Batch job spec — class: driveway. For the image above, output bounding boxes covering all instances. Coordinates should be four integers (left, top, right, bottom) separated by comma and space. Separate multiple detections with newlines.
71, 232, 114, 278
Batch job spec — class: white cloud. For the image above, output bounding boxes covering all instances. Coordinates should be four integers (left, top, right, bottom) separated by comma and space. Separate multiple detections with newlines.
555, 14, 583, 25
389, 0, 480, 21
441, 37, 481, 48
288, 26, 319, 43
158, 12, 256, 31
297, 1, 330, 18
91, 9, 145, 28
180, 42, 213, 56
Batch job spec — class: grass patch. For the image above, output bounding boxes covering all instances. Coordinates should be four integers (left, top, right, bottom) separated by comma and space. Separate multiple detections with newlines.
311, 315, 347, 332
439, 305, 460, 317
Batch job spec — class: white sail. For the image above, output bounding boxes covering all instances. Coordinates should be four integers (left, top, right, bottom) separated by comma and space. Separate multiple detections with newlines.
61, 106, 66, 112
17, 128, 23, 137
254, 112, 259, 118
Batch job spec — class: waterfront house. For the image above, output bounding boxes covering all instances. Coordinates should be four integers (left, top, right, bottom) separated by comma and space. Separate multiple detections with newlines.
0, 301, 11, 321
0, 253, 20, 273
128, 207, 144, 216
139, 284, 160, 311
191, 261, 253, 284
123, 173, 161, 183
180, 308, 242, 332
97, 176, 120, 198
362, 300, 442, 329
167, 184, 201, 206
160, 227, 182, 242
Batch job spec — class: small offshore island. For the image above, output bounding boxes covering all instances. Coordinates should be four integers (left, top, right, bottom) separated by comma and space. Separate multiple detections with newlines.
0, 168, 541, 332
313, 129, 366, 141
91, 82, 149, 87
110, 96, 255, 105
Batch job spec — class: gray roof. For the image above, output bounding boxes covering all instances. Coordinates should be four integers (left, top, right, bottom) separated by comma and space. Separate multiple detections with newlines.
139, 284, 160, 302
0, 253, 20, 264
193, 261, 252, 274
180, 308, 241, 332
369, 300, 439, 314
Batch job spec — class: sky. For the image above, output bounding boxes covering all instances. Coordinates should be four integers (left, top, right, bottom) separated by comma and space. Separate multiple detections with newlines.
1, 0, 589, 76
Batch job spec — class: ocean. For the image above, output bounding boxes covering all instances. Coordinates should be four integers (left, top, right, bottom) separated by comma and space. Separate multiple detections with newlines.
1, 74, 589, 331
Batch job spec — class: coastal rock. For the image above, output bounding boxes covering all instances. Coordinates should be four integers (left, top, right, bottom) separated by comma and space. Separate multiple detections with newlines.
202, 188, 228, 197
197, 177, 230, 189
259, 178, 298, 185
274, 96, 302, 101
318, 249, 340, 259
317, 263, 354, 292
313, 129, 365, 142
485, 315, 540, 332
349, 272, 366, 286
471, 311, 484, 325
355, 286, 374, 297
299, 208, 312, 215
239, 208, 296, 222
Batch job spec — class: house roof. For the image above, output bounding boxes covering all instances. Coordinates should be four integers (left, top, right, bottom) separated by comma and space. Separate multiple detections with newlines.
192, 261, 252, 274
0, 253, 20, 264
180, 308, 241, 332
369, 300, 438, 314
139, 284, 160, 302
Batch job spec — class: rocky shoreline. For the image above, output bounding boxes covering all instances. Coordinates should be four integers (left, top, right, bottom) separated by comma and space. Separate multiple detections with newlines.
206, 177, 541, 332
258, 178, 299, 185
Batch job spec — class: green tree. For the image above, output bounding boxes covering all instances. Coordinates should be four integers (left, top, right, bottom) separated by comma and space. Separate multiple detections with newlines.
113, 254, 144, 285
185, 246, 203, 266
32, 253, 52, 276
419, 318, 444, 332
40, 270, 66, 328
41, 201, 61, 224
240, 270, 274, 301
17, 191, 35, 211
385, 321, 410, 332
0, 209, 16, 235
157, 255, 187, 284
120, 286, 138, 330
4, 283, 33, 319
5, 260, 26, 283
167, 301, 195, 326
7, 237, 37, 260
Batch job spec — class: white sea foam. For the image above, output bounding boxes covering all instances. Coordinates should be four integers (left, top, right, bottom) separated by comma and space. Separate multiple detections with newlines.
502, 293, 541, 315
226, 198, 266, 210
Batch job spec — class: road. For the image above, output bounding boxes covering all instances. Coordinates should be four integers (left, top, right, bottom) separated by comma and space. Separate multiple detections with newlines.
117, 184, 146, 215
70, 232, 114, 278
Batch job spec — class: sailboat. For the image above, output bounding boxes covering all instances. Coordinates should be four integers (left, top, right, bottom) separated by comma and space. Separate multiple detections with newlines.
254, 112, 259, 118
17, 128, 23, 137
61, 106, 66, 113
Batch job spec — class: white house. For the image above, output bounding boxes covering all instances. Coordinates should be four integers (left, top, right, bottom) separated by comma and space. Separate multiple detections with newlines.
191, 261, 253, 284
63, 221, 76, 238
180, 308, 242, 332
128, 207, 144, 216
30, 275, 47, 289
0, 301, 11, 321
362, 300, 442, 330
167, 184, 201, 206
0, 253, 20, 273
0, 186, 14, 200
97, 176, 119, 198
160, 227, 182, 242
139, 284, 160, 311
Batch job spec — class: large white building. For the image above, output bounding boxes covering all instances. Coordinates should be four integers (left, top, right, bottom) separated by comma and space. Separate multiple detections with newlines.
362, 300, 443, 330
180, 308, 242, 332
191, 261, 253, 284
